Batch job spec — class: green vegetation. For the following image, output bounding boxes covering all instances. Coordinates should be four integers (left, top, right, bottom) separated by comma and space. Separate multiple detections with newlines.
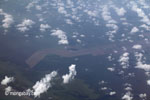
0, 60, 100, 100
40, 79, 99, 100
0, 60, 33, 100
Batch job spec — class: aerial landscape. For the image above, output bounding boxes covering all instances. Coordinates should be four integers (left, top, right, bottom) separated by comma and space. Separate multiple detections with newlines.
0, 0, 150, 100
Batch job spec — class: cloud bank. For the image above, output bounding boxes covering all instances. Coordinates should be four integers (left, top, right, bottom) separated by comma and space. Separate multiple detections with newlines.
1, 76, 14, 86
51, 29, 69, 45
32, 71, 57, 98
62, 64, 77, 84
17, 19, 35, 32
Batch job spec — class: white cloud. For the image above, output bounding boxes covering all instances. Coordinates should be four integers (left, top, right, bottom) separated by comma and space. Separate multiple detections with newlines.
101, 87, 107, 90
108, 55, 113, 61
62, 64, 77, 84
26, 1, 39, 11
122, 92, 133, 100
136, 62, 150, 71
118, 52, 129, 69
84, 10, 97, 17
125, 87, 132, 91
1, 76, 14, 85
109, 91, 116, 96
40, 24, 51, 32
32, 71, 57, 98
101, 5, 118, 41
147, 80, 150, 85
106, 24, 118, 31
122, 83, 133, 100
17, 19, 35, 32
139, 93, 147, 99
140, 24, 150, 30
58, 6, 67, 15
131, 2, 150, 26
114, 7, 126, 16
132, 44, 142, 50
99, 80, 107, 85
107, 67, 115, 72
65, 19, 73, 25
35, 5, 42, 11
128, 73, 135, 77
124, 83, 132, 88
76, 39, 81, 43
0, 9, 14, 29
80, 34, 85, 37
130, 27, 139, 34
26, 2, 34, 10
135, 52, 150, 71
51, 29, 69, 45
102, 6, 117, 23
2, 14, 14, 29
102, 6, 112, 21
